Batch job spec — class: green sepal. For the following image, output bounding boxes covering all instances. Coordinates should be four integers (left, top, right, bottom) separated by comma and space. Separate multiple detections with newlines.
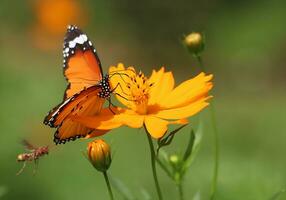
156, 124, 187, 154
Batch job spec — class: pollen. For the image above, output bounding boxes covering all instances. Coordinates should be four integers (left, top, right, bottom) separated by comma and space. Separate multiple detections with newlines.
127, 71, 152, 114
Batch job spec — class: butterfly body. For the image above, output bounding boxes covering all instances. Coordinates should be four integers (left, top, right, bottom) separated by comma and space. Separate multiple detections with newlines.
97, 75, 112, 98
44, 25, 112, 144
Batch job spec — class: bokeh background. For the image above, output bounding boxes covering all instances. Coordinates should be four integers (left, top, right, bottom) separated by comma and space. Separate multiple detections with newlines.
1, 0, 286, 199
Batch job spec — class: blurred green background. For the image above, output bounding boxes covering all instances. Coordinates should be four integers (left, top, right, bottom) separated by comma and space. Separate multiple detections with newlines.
1, 0, 286, 199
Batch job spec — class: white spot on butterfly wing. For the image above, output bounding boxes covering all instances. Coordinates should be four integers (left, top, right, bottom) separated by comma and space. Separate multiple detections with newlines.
64, 47, 69, 53
50, 97, 72, 119
81, 34, 88, 42
69, 41, 76, 48
74, 36, 83, 44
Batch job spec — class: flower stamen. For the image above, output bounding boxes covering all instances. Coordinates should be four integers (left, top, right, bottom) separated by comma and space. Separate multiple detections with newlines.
123, 71, 152, 115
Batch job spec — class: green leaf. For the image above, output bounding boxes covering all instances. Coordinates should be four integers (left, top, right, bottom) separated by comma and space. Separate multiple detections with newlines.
183, 129, 195, 161
182, 123, 203, 174
269, 189, 286, 200
110, 177, 136, 200
157, 124, 187, 154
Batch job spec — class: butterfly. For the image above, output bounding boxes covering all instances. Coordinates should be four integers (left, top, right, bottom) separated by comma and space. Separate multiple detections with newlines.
44, 25, 114, 145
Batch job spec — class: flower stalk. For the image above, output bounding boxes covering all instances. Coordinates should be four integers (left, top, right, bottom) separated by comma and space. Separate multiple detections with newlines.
208, 103, 219, 200
177, 182, 184, 200
103, 171, 114, 200
156, 128, 200, 200
193, 43, 219, 200
144, 125, 163, 200
87, 139, 115, 200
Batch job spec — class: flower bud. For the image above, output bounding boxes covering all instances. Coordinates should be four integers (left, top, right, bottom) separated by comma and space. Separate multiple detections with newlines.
169, 154, 179, 166
184, 32, 204, 55
87, 139, 112, 172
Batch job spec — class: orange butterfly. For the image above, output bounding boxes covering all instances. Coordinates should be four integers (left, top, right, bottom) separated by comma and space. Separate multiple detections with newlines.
44, 25, 114, 144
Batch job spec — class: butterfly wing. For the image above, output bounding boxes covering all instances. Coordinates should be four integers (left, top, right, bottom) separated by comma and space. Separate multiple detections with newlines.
54, 121, 108, 144
63, 25, 103, 98
44, 85, 107, 144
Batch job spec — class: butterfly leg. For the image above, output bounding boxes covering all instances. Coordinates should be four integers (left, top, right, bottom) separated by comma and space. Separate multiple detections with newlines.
111, 82, 129, 96
107, 98, 116, 114
114, 92, 133, 101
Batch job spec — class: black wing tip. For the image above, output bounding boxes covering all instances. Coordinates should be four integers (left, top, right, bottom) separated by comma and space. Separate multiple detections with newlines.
63, 25, 95, 68
43, 115, 56, 127
53, 135, 83, 145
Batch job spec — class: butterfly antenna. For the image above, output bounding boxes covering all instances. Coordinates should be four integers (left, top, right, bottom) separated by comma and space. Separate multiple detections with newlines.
109, 68, 135, 75
108, 72, 130, 86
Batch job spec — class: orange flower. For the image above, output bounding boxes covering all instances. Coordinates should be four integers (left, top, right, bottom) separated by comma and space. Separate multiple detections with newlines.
73, 63, 213, 139
31, 0, 87, 50
87, 139, 112, 172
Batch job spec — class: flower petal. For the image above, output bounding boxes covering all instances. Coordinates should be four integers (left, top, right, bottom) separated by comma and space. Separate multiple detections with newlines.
148, 68, 164, 103
154, 97, 211, 120
148, 69, 175, 105
160, 72, 213, 109
109, 63, 125, 74
144, 116, 168, 138
144, 116, 188, 138
110, 109, 145, 128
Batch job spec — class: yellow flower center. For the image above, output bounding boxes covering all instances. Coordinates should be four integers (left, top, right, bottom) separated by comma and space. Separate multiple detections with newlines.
127, 71, 152, 115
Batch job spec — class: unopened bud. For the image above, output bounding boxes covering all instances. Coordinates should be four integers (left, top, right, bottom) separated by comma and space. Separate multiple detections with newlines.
87, 139, 111, 172
169, 154, 179, 165
184, 32, 204, 55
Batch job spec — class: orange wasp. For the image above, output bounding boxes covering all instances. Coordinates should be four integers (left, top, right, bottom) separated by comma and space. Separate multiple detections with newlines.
16, 140, 49, 175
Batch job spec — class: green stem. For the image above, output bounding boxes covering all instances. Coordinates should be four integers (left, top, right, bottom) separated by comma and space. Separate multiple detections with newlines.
177, 182, 184, 200
209, 104, 219, 200
144, 125, 163, 200
196, 55, 205, 72
103, 171, 114, 200
196, 54, 219, 200
156, 157, 172, 178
